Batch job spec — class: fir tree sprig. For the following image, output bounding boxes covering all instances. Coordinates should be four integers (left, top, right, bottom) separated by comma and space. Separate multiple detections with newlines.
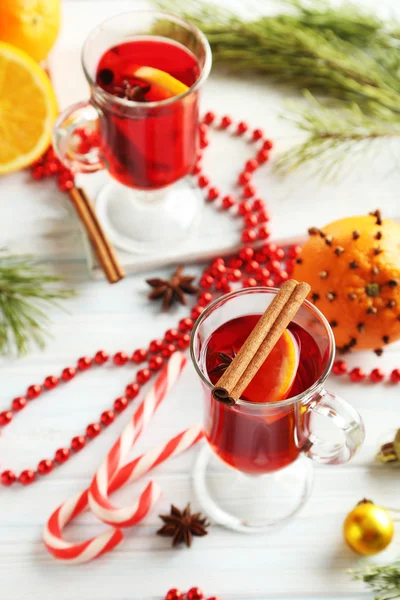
350, 561, 400, 600
275, 92, 400, 179
155, 0, 400, 177
0, 250, 75, 356
282, 0, 400, 48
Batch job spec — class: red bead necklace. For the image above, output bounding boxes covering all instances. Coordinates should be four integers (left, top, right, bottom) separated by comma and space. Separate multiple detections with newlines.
0, 332, 192, 487
331, 360, 400, 384
1, 111, 391, 488
165, 587, 213, 600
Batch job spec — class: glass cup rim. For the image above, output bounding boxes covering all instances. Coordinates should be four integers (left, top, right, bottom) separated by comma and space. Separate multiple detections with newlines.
81, 9, 212, 109
190, 286, 335, 409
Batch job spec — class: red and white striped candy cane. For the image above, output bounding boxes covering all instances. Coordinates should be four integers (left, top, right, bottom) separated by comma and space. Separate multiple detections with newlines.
43, 424, 202, 563
44, 353, 200, 563
90, 423, 203, 525
88, 352, 187, 527
109, 423, 203, 493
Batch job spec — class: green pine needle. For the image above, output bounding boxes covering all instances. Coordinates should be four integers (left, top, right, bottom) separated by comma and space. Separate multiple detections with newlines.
350, 561, 400, 600
275, 91, 400, 179
155, 0, 400, 177
0, 250, 75, 357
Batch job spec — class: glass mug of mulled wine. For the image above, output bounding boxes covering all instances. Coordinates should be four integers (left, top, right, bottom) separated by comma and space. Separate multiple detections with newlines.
53, 11, 211, 253
190, 287, 365, 532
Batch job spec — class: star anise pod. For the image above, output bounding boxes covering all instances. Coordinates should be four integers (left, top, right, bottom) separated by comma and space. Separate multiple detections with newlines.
103, 78, 151, 102
157, 504, 209, 548
122, 80, 151, 102
146, 266, 198, 310
210, 349, 236, 376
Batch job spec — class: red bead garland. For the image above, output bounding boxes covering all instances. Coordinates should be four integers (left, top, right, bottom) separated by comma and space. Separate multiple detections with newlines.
332, 360, 347, 375
113, 351, 128, 366
220, 115, 232, 129
349, 368, 365, 382
149, 355, 164, 371
0, 411, 13, 425
86, 423, 101, 438
391, 368, 400, 383
0, 280, 239, 485
101, 410, 115, 426
38, 459, 53, 475
71, 436, 86, 452
126, 382, 140, 399
370, 368, 384, 383
78, 356, 92, 371
331, 360, 400, 384
114, 396, 128, 412
137, 368, 151, 384
62, 367, 76, 381
132, 348, 148, 363
1, 470, 16, 486
149, 339, 163, 354
164, 588, 219, 600
19, 470, 36, 485
12, 397, 26, 411
165, 590, 183, 600
94, 349, 109, 364
187, 588, 204, 600
55, 448, 70, 464
27, 385, 42, 399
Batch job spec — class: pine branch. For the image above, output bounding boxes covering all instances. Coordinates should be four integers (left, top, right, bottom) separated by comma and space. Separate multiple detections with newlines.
0, 250, 75, 356
350, 561, 400, 600
275, 92, 400, 178
282, 0, 400, 48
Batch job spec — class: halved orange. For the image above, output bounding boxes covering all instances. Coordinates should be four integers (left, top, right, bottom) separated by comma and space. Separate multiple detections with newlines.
243, 329, 299, 403
0, 41, 57, 174
134, 66, 189, 97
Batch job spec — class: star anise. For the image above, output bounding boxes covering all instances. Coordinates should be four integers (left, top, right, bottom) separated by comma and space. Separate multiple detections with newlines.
122, 80, 151, 102
101, 75, 151, 102
146, 266, 198, 310
209, 349, 236, 376
157, 504, 209, 548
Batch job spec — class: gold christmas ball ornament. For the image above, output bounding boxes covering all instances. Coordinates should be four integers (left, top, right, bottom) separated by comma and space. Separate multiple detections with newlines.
343, 499, 394, 556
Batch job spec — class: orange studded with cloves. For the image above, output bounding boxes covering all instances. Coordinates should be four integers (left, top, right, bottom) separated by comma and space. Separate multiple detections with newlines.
293, 211, 400, 353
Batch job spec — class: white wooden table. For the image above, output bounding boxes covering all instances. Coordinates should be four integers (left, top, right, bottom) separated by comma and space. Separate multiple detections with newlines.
1, 1, 400, 598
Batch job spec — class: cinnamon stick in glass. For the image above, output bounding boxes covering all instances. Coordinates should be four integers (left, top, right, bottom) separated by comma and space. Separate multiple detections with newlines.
68, 187, 125, 284
212, 280, 310, 405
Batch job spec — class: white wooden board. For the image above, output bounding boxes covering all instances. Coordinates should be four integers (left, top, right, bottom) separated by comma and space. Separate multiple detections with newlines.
0, 1, 400, 599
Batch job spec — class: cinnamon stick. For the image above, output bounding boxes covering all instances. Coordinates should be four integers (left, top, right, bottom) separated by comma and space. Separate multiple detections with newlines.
68, 187, 125, 284
212, 280, 310, 405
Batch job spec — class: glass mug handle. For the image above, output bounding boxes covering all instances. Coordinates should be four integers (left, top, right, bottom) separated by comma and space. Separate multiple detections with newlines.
304, 390, 365, 465
53, 101, 104, 173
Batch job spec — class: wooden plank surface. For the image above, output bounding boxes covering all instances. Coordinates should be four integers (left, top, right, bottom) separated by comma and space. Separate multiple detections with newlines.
1, 1, 400, 599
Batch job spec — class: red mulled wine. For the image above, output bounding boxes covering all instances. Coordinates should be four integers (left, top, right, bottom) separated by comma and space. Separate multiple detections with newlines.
95, 38, 200, 189
205, 315, 323, 474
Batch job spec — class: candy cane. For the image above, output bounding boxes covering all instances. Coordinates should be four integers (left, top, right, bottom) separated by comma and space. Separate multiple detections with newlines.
43, 424, 202, 563
88, 352, 187, 527
109, 424, 203, 493
44, 353, 200, 563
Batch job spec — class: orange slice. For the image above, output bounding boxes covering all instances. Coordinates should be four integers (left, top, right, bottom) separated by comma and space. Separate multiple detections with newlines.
243, 329, 299, 403
134, 66, 189, 96
0, 41, 57, 174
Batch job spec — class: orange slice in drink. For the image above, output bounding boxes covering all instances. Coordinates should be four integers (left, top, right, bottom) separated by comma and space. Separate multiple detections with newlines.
134, 66, 189, 96
243, 329, 299, 404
